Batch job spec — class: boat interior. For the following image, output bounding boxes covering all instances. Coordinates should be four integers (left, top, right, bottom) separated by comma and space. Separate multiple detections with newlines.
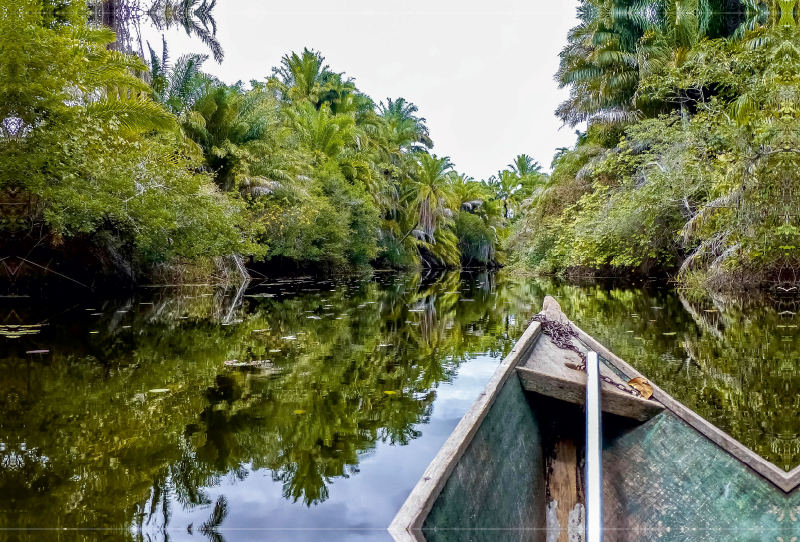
394, 297, 800, 542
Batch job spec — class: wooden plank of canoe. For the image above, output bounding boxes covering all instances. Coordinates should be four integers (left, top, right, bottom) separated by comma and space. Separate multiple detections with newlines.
550, 437, 581, 542
516, 297, 663, 422
516, 347, 662, 422
388, 317, 544, 541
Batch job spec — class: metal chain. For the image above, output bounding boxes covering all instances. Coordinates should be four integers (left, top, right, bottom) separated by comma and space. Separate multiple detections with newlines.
531, 313, 642, 397
531, 313, 582, 356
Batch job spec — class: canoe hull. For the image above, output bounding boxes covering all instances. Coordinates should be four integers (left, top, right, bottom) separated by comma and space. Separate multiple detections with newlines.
422, 376, 547, 542
421, 380, 800, 541
392, 297, 800, 541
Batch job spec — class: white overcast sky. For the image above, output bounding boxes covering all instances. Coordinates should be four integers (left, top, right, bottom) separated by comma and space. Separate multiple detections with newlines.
140, 0, 581, 180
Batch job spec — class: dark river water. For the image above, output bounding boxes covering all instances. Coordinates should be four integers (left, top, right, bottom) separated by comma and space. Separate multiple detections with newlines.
1, 271, 797, 540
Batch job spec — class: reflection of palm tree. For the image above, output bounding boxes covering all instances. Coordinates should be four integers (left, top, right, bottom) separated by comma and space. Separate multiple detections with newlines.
93, 0, 223, 63
199, 495, 229, 542
147, 0, 224, 62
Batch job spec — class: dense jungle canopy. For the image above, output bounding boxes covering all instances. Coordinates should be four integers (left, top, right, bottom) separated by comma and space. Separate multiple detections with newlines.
5, 0, 798, 291
510, 0, 800, 291
0, 0, 547, 288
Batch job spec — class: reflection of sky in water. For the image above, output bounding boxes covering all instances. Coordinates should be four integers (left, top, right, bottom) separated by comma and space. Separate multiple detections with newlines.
162, 356, 500, 542
8, 273, 800, 537
1, 271, 533, 538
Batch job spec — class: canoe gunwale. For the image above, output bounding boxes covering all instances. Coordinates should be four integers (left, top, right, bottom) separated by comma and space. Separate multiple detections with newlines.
390, 302, 800, 542
572, 323, 800, 493
387, 318, 544, 542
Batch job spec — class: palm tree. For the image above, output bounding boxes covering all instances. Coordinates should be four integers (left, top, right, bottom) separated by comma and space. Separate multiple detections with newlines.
556, 0, 644, 127
377, 98, 433, 159
486, 170, 524, 219
75, 27, 176, 134
269, 48, 332, 105
556, 0, 721, 128
404, 154, 458, 242
507, 154, 543, 177
147, 0, 224, 62
147, 36, 210, 114
183, 83, 285, 192
286, 102, 356, 163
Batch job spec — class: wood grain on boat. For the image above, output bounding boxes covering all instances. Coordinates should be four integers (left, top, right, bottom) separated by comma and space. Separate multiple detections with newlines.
516, 337, 663, 422
388, 316, 544, 540
392, 295, 800, 542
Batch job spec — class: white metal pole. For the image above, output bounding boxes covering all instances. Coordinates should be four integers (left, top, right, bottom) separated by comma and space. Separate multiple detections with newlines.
585, 350, 603, 542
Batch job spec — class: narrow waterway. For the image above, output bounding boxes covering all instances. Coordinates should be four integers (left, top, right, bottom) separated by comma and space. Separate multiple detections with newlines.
1, 272, 797, 540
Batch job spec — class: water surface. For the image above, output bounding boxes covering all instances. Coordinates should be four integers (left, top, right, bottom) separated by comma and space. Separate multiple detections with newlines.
1, 271, 538, 540
2, 273, 799, 542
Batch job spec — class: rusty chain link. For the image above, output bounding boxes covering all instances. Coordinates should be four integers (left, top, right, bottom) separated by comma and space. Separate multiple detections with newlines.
530, 313, 642, 397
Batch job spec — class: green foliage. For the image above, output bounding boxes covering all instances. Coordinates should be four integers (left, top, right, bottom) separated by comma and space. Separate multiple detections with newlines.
1, 0, 548, 280
514, 0, 800, 290
0, 0, 252, 277
455, 212, 497, 264
173, 47, 536, 271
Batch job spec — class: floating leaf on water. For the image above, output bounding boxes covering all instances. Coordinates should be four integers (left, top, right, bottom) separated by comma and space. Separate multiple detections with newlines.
627, 377, 653, 400
149, 389, 170, 393
384, 391, 397, 395
294, 410, 306, 414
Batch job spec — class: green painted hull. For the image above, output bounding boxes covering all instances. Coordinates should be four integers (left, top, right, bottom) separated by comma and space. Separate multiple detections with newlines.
422, 376, 800, 541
